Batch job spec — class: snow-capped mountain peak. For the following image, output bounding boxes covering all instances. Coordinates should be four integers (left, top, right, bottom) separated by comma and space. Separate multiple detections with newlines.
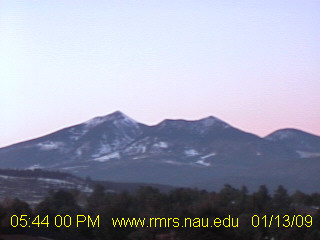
103, 111, 134, 122
84, 116, 109, 128
84, 111, 139, 128
198, 116, 230, 128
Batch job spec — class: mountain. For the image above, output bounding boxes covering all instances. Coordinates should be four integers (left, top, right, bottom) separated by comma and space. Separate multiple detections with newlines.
0, 111, 320, 193
265, 128, 320, 158
0, 111, 145, 169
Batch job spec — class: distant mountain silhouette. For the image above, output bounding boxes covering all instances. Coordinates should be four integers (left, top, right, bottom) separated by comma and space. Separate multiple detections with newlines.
0, 111, 319, 193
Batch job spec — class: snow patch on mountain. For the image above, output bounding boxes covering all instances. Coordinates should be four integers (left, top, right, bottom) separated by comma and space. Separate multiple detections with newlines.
195, 159, 211, 166
164, 160, 185, 165
124, 144, 147, 154
67, 125, 90, 141
76, 148, 82, 157
84, 117, 108, 128
27, 164, 42, 170
184, 149, 199, 156
201, 152, 216, 159
153, 142, 168, 148
296, 151, 320, 158
61, 165, 89, 170
114, 114, 139, 129
92, 144, 112, 157
37, 178, 72, 185
111, 138, 128, 149
70, 135, 80, 141
93, 152, 120, 162
37, 141, 64, 150
75, 143, 90, 157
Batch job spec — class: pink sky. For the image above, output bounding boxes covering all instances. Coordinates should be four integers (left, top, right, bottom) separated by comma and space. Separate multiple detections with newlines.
1, 0, 320, 147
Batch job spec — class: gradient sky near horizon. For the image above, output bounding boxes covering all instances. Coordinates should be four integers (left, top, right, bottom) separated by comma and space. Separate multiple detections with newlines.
1, 0, 320, 147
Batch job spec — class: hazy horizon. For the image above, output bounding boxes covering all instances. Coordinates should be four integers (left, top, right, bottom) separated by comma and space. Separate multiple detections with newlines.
1, 0, 320, 147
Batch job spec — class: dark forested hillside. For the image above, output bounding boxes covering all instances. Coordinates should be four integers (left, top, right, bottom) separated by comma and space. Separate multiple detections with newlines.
0, 168, 175, 205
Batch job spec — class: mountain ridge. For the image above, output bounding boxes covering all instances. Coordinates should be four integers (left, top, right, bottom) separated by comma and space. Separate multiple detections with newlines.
3, 111, 319, 148
0, 111, 319, 193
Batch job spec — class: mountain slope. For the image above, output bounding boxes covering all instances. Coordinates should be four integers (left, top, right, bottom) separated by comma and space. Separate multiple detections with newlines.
265, 128, 320, 158
0, 111, 320, 193
0, 111, 146, 168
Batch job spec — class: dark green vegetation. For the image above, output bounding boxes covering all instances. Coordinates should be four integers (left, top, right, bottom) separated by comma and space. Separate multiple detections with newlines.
0, 184, 319, 240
